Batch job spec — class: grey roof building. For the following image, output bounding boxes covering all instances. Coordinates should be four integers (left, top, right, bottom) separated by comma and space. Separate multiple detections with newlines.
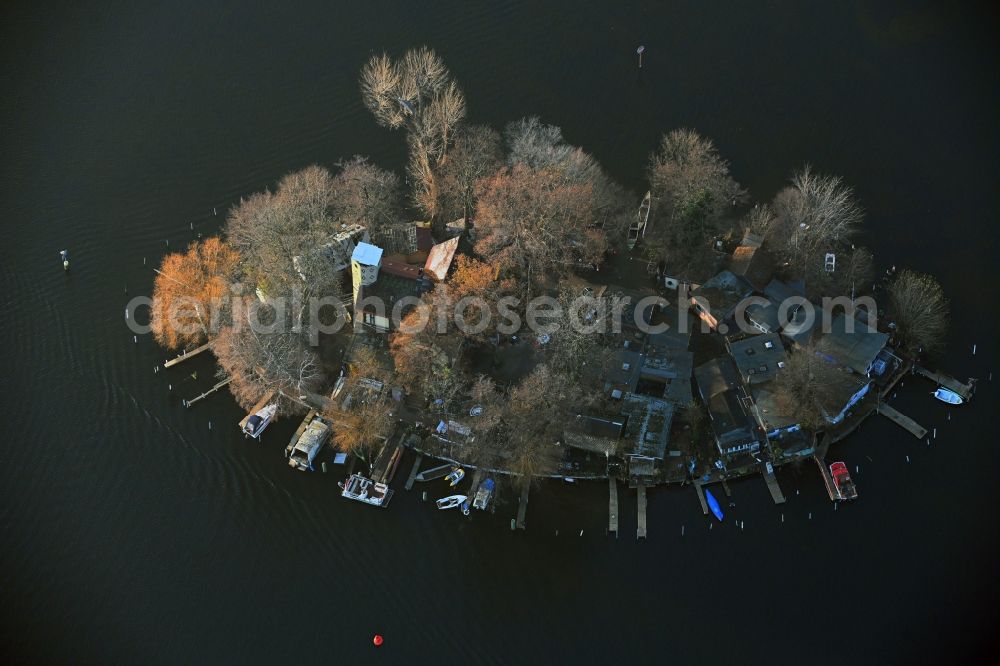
728, 333, 788, 384
694, 357, 762, 458
817, 313, 889, 375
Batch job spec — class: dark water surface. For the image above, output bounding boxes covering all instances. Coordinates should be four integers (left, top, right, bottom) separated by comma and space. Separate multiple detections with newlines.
2, 2, 998, 663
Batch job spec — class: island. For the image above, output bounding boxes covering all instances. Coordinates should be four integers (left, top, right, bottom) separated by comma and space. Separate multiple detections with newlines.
146, 46, 969, 532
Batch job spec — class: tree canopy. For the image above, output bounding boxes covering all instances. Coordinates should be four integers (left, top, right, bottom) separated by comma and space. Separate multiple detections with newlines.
150, 237, 240, 350
360, 47, 466, 218
888, 270, 949, 353
225, 161, 398, 299
645, 128, 745, 278
211, 302, 322, 413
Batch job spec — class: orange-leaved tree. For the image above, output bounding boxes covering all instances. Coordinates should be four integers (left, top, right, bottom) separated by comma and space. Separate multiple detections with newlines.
150, 237, 239, 350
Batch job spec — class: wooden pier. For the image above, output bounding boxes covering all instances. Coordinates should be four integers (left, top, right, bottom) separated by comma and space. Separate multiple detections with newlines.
608, 478, 619, 537
814, 454, 841, 501
372, 440, 405, 484
694, 480, 709, 515
636, 485, 647, 539
404, 454, 424, 490
762, 466, 786, 504
237, 390, 276, 432
467, 468, 484, 495
164, 342, 211, 368
516, 483, 530, 530
184, 377, 232, 408
877, 403, 928, 439
913, 365, 974, 401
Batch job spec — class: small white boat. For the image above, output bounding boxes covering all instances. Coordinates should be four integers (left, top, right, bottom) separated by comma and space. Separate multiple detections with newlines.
436, 495, 467, 510
445, 467, 465, 487
242, 403, 277, 439
932, 388, 964, 405
627, 191, 652, 250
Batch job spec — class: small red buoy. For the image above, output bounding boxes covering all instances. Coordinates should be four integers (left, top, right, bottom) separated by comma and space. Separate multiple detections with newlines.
373, 635, 384, 647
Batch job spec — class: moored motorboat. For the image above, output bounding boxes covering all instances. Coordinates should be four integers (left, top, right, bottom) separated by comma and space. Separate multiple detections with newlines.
436, 495, 467, 510
932, 387, 964, 405
340, 473, 394, 508
829, 461, 858, 500
445, 467, 465, 487
705, 489, 724, 521
627, 191, 652, 250
285, 416, 330, 471
242, 403, 277, 439
472, 478, 495, 511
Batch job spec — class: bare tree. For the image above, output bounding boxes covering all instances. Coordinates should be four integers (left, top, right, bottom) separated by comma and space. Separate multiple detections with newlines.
543, 288, 617, 382
742, 203, 777, 238
332, 156, 401, 229
504, 364, 572, 485
506, 117, 582, 172
645, 128, 746, 279
435, 125, 502, 222
888, 270, 949, 353
474, 164, 609, 299
768, 166, 864, 276
211, 302, 322, 413
360, 47, 466, 219
226, 162, 397, 302
389, 286, 465, 401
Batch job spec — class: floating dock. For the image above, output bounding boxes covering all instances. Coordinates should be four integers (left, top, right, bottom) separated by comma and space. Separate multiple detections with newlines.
404, 454, 424, 491
694, 480, 709, 515
877, 403, 928, 439
467, 468, 484, 496
237, 390, 277, 432
913, 365, 974, 402
814, 453, 840, 501
636, 485, 647, 539
608, 478, 619, 537
164, 342, 211, 368
762, 466, 786, 504
516, 483, 530, 530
